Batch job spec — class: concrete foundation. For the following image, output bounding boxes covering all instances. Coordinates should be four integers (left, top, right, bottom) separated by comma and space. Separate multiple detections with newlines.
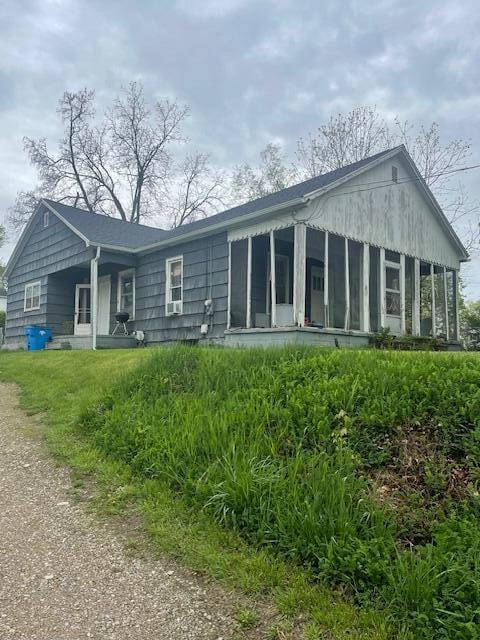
224, 326, 370, 348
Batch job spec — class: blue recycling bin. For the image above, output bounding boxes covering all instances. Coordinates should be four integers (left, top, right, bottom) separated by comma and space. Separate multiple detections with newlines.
24, 325, 52, 351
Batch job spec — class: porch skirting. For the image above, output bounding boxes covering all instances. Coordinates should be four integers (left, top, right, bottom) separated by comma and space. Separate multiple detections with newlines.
224, 326, 370, 348
46, 335, 137, 350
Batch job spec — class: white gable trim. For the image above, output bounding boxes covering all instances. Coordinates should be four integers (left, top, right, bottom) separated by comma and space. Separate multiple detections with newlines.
303, 146, 468, 261
42, 200, 90, 244
4, 200, 90, 278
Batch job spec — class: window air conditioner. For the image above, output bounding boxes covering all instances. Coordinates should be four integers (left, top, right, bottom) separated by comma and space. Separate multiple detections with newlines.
167, 301, 182, 315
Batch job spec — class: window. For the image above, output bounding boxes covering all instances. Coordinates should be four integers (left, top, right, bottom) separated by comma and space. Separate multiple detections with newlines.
43, 211, 49, 227
166, 256, 183, 315
385, 265, 401, 316
392, 165, 398, 183
24, 281, 41, 312
117, 269, 135, 319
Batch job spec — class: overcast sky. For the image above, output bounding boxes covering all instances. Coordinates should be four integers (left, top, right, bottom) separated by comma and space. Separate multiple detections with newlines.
0, 0, 479, 297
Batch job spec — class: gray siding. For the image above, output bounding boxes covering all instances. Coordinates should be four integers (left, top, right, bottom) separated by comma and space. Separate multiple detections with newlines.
6, 209, 92, 343
135, 232, 228, 343
6, 208, 257, 347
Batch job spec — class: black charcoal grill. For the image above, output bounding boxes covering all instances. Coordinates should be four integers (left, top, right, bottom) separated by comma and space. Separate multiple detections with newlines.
112, 310, 130, 335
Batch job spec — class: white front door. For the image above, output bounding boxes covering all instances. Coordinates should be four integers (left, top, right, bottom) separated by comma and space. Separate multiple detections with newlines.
74, 284, 91, 336
97, 276, 111, 335
310, 265, 324, 325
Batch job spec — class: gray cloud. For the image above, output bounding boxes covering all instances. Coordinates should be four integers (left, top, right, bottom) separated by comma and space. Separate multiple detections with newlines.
0, 0, 478, 295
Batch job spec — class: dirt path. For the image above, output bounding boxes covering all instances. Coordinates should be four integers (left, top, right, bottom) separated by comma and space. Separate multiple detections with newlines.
0, 383, 241, 640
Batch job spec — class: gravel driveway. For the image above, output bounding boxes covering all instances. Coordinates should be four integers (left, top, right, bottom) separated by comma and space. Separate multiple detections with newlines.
0, 383, 241, 640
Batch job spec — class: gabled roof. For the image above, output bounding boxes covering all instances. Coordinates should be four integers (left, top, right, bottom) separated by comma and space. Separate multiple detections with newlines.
5, 145, 469, 277
43, 147, 401, 250
153, 147, 397, 243
42, 199, 168, 250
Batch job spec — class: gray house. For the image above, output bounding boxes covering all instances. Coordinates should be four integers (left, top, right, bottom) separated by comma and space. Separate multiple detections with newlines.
3, 145, 468, 349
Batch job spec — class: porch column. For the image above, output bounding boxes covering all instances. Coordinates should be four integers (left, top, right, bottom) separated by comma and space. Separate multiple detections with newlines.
246, 236, 252, 328
227, 241, 232, 329
269, 230, 277, 327
400, 254, 406, 335
293, 223, 306, 327
361, 243, 370, 333
443, 266, 449, 339
413, 258, 421, 335
431, 263, 436, 336
379, 248, 386, 327
324, 231, 329, 328
455, 270, 460, 341
344, 238, 350, 330
90, 247, 100, 351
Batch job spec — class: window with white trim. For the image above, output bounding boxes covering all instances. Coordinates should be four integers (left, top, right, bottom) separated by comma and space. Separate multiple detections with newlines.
43, 211, 49, 227
117, 269, 135, 319
385, 262, 401, 317
166, 256, 183, 315
24, 281, 41, 312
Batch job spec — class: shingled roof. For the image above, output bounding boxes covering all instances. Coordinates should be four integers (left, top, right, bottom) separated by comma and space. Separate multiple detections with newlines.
45, 147, 399, 250
43, 200, 168, 250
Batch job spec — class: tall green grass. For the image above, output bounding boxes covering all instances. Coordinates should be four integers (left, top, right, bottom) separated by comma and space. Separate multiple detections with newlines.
81, 346, 480, 638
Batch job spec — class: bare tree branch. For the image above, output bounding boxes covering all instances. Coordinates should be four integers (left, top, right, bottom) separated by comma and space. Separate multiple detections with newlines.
160, 153, 227, 228
9, 82, 194, 228
231, 143, 297, 203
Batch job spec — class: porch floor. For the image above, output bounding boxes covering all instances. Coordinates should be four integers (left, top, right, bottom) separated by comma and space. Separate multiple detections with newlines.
46, 335, 137, 350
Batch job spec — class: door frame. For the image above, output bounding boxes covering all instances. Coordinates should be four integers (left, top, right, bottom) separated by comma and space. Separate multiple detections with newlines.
266, 253, 290, 310
74, 284, 91, 336
310, 264, 324, 324
97, 275, 111, 335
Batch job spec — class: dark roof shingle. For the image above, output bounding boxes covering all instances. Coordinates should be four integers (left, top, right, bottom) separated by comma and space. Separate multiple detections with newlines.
44, 200, 168, 249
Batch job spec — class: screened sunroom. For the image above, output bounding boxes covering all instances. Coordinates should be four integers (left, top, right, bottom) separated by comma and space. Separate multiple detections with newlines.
226, 223, 459, 345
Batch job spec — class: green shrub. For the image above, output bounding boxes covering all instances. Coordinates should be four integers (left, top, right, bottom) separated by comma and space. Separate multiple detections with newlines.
80, 346, 480, 638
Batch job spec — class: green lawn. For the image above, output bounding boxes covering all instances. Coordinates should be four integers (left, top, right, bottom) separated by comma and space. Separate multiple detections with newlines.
0, 349, 391, 640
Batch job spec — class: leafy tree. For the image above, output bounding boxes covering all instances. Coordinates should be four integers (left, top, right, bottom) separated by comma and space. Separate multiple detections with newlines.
10, 83, 226, 228
461, 300, 480, 349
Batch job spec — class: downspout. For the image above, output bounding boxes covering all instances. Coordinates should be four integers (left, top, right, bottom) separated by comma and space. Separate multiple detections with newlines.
91, 246, 101, 351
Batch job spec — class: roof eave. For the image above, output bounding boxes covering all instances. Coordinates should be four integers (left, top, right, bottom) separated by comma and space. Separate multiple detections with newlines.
135, 197, 308, 254
4, 201, 44, 278
398, 153, 470, 261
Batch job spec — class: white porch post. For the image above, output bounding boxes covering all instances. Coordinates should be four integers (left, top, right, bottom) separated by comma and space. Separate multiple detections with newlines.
227, 241, 232, 330
431, 263, 436, 336
443, 266, 449, 339
362, 243, 370, 333
400, 254, 406, 335
324, 231, 329, 328
246, 236, 252, 328
344, 238, 350, 331
293, 223, 306, 327
270, 230, 277, 327
90, 246, 100, 351
413, 258, 421, 335
379, 248, 386, 327
455, 270, 460, 341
